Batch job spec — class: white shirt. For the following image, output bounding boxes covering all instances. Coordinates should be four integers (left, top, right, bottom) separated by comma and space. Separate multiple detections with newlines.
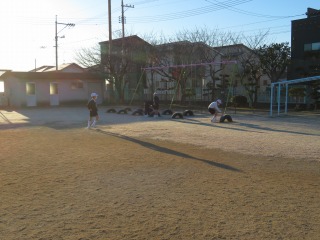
208, 101, 221, 112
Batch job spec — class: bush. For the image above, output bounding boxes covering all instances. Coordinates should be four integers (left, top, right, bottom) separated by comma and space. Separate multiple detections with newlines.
231, 95, 247, 107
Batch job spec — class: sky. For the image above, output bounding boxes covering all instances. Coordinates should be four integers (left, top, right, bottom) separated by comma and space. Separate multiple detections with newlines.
0, 0, 320, 72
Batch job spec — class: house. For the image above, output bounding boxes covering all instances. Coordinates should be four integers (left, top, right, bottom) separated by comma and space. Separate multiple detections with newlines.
0, 64, 105, 108
146, 40, 223, 102
96, 35, 280, 105
213, 44, 273, 105
99, 35, 152, 102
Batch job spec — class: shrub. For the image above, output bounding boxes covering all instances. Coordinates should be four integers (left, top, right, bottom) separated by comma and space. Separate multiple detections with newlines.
231, 95, 247, 107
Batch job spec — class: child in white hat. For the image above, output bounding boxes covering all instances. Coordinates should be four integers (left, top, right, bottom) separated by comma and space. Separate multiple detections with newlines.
87, 93, 99, 128
208, 99, 222, 123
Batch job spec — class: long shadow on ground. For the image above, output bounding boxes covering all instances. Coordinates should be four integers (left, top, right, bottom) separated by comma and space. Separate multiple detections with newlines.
174, 118, 320, 136
95, 129, 242, 172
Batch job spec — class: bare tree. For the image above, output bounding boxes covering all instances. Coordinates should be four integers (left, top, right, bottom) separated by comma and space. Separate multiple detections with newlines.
75, 27, 271, 106
220, 32, 269, 107
149, 40, 211, 103
147, 27, 242, 103
75, 45, 101, 68
76, 36, 151, 103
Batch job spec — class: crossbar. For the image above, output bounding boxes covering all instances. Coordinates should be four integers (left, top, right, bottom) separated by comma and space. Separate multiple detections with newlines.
142, 60, 237, 70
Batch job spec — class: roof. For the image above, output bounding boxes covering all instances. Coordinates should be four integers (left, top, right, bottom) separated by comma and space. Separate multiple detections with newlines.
30, 63, 85, 72
31, 65, 55, 72
0, 71, 9, 77
156, 40, 192, 47
213, 44, 252, 52
99, 35, 152, 47
213, 44, 254, 58
0, 71, 104, 81
306, 8, 320, 18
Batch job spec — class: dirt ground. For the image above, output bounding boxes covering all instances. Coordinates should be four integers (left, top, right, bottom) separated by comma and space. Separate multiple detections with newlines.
0, 107, 319, 240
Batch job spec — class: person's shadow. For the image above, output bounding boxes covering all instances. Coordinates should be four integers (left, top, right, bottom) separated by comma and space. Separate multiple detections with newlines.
95, 129, 242, 172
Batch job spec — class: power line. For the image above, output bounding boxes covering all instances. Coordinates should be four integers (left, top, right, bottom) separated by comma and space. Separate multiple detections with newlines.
205, 0, 292, 18
126, 0, 253, 23
1, 1, 306, 49
217, 14, 304, 31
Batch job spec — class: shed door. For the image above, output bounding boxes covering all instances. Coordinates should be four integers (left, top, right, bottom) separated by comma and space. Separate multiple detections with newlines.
26, 82, 36, 107
50, 82, 59, 106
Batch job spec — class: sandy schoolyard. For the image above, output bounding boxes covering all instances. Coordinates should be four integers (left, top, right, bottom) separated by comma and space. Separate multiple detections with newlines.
0, 106, 319, 239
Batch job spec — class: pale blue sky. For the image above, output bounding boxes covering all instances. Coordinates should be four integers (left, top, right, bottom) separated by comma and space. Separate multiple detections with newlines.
0, 0, 319, 71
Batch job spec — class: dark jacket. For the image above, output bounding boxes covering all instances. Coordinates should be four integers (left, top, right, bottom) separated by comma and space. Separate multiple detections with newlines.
87, 99, 98, 112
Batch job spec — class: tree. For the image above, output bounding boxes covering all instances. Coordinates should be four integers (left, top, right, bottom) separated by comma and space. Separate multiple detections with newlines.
221, 44, 262, 108
256, 42, 291, 83
103, 36, 152, 103
289, 86, 306, 110
149, 40, 208, 104
76, 35, 151, 103
212, 31, 269, 107
310, 81, 320, 110
75, 45, 101, 68
149, 27, 244, 103
175, 27, 242, 101
240, 58, 263, 107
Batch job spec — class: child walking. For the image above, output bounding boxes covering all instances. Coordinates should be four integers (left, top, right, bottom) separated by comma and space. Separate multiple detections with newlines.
87, 93, 99, 128
151, 92, 161, 117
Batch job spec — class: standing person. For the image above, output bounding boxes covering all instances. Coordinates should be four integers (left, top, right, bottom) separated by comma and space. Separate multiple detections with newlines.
144, 101, 153, 117
208, 99, 222, 122
152, 92, 161, 117
87, 93, 99, 128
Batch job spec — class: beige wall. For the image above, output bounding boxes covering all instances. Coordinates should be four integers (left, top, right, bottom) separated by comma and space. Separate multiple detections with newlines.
4, 77, 105, 107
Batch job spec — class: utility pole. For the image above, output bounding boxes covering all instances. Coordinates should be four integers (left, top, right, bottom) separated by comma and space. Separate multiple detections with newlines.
120, 0, 134, 52
120, 0, 134, 39
55, 15, 75, 70
119, 0, 134, 74
108, 0, 112, 58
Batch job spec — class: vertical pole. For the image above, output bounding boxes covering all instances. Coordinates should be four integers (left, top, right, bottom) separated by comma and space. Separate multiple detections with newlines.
55, 15, 58, 71
285, 83, 288, 114
108, 0, 112, 57
201, 78, 203, 111
121, 0, 125, 102
121, 0, 125, 40
270, 83, 273, 116
277, 83, 281, 116
107, 0, 113, 102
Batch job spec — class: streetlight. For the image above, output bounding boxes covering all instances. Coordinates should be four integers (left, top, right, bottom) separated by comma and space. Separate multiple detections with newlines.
55, 15, 75, 70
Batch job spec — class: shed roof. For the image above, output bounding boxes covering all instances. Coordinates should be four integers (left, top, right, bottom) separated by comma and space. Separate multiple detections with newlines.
30, 63, 85, 72
0, 71, 104, 81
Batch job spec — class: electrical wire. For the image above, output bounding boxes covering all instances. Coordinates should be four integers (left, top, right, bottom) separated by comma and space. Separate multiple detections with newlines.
126, 0, 253, 23
205, 0, 291, 18
2, 0, 306, 48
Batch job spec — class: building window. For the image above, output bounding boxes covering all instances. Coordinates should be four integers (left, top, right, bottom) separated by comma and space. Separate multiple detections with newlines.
26, 83, 36, 95
312, 42, 320, 50
71, 80, 83, 89
304, 42, 320, 51
50, 83, 59, 95
304, 44, 312, 51
0, 81, 4, 92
